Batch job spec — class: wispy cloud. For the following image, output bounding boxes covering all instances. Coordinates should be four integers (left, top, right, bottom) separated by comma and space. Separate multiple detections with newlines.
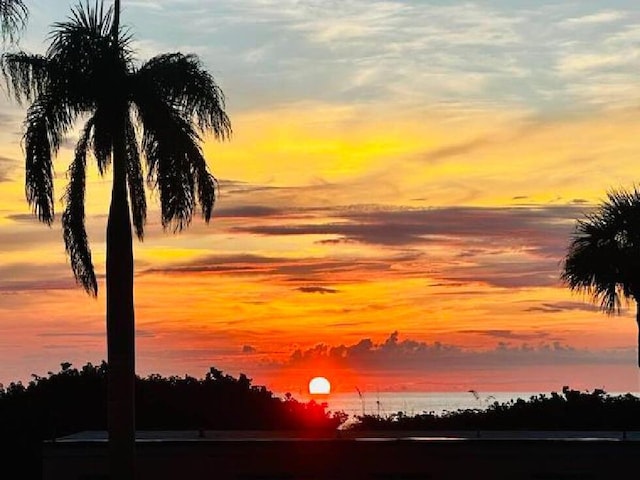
0, 155, 18, 182
296, 286, 340, 294
557, 52, 637, 76
561, 11, 625, 27
233, 204, 579, 255
141, 253, 406, 284
421, 137, 491, 164
137, 203, 582, 289
525, 301, 601, 314
459, 329, 551, 341
17, 1, 640, 114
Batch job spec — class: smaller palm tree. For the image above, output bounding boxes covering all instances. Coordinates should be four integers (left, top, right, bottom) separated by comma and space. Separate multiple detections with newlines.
561, 187, 640, 368
0, 0, 27, 43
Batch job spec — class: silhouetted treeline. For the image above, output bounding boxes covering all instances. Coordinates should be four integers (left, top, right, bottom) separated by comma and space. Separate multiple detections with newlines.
5, 365, 640, 480
351, 386, 640, 431
0, 362, 345, 480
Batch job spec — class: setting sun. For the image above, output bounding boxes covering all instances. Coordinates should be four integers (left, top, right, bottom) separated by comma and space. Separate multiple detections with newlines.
308, 376, 331, 395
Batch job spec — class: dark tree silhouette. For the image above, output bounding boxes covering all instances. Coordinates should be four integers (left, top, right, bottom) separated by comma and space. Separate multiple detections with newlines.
1, 1, 230, 478
561, 187, 640, 368
352, 386, 640, 431
0, 363, 346, 480
0, 0, 27, 43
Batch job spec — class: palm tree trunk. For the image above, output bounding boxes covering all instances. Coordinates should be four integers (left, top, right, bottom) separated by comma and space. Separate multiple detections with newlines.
106, 111, 136, 480
106, 4, 135, 478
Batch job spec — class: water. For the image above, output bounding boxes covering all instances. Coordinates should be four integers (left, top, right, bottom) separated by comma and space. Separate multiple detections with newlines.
300, 391, 545, 417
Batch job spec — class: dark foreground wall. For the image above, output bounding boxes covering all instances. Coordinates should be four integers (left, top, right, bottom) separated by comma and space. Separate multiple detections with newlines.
43, 431, 639, 480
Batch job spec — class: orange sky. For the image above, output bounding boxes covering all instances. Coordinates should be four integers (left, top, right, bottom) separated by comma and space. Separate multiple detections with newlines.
2, 1, 640, 395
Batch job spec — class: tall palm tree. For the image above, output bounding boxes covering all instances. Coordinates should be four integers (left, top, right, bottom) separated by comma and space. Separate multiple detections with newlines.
1, 1, 230, 478
0, 0, 27, 43
561, 187, 640, 369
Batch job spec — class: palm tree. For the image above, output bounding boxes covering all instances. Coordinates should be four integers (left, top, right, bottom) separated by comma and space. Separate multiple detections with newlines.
1, 1, 230, 478
561, 187, 640, 369
0, 0, 28, 43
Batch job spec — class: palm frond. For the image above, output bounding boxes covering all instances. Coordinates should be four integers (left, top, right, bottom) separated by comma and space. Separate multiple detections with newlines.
46, 1, 133, 111
49, 1, 132, 59
125, 113, 146, 239
561, 187, 640, 314
24, 117, 54, 224
134, 94, 205, 231
562, 220, 621, 314
23, 96, 76, 224
136, 53, 231, 140
1, 52, 49, 104
0, 0, 28, 43
62, 119, 97, 296
148, 130, 196, 231
49, 1, 113, 53
90, 106, 114, 174
193, 155, 217, 222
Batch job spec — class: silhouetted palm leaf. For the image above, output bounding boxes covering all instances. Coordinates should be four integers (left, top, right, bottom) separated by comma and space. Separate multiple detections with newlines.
125, 113, 146, 240
562, 187, 640, 367
0, 0, 27, 43
62, 119, 97, 295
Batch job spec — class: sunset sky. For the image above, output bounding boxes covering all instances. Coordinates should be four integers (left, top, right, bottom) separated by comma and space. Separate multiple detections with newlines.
2, 0, 640, 396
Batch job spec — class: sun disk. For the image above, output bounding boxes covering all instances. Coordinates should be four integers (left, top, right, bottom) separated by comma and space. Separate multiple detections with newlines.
309, 376, 331, 395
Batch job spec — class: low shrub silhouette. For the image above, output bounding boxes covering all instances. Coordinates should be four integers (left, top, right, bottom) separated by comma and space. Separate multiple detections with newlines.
0, 361, 345, 480
136, 366, 347, 430
350, 386, 640, 431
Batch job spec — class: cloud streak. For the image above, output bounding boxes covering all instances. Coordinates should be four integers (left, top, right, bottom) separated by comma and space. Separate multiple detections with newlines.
525, 302, 602, 314
0, 155, 18, 182
296, 286, 340, 294
133, 202, 588, 289
234, 204, 580, 249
